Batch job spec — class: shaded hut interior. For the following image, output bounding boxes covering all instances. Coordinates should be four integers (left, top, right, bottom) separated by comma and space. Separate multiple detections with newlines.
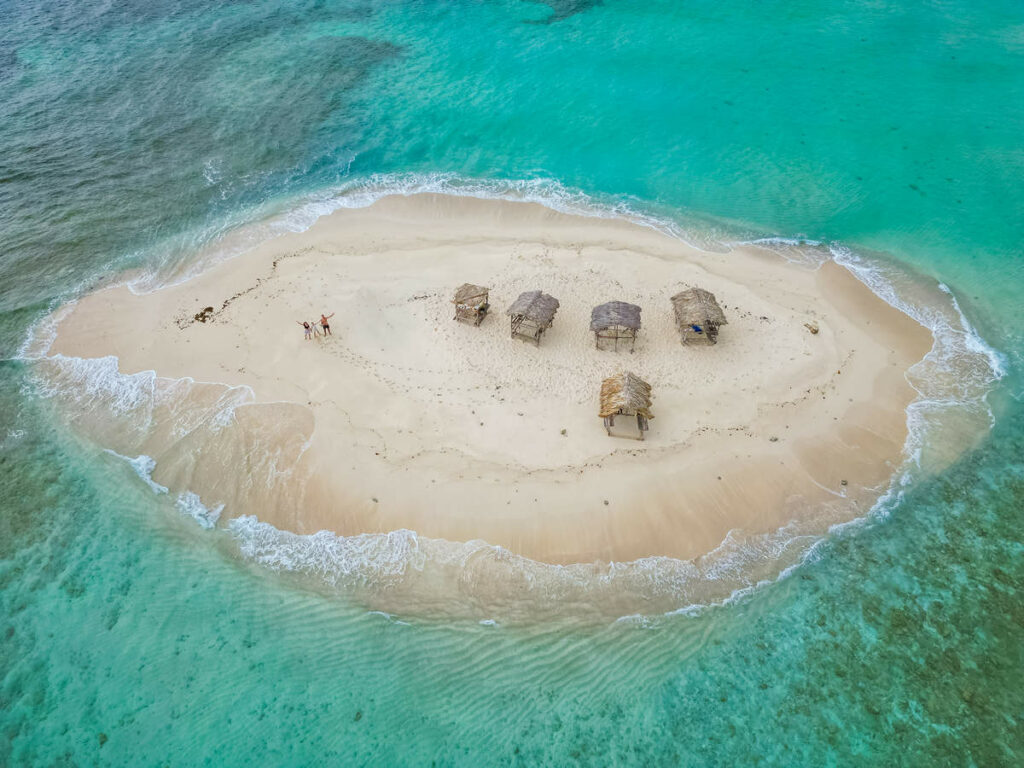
591, 300, 641, 352
671, 287, 727, 345
452, 283, 490, 326
505, 290, 560, 346
599, 371, 653, 440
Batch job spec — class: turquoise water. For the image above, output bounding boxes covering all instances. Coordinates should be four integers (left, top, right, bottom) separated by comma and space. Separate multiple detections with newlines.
2, 0, 1022, 764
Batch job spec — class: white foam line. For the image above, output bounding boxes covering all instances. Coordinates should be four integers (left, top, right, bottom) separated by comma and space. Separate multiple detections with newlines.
118, 172, 734, 294
102, 450, 224, 530
289, 172, 698, 241
229, 515, 425, 587
37, 353, 258, 403
938, 282, 1007, 381
103, 449, 168, 494
13, 299, 77, 362
225, 511, 831, 623
738, 236, 824, 247
832, 245, 1004, 453
175, 491, 223, 530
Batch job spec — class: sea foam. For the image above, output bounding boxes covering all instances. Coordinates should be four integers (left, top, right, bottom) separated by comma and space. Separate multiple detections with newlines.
230, 515, 424, 587
176, 491, 223, 530
104, 450, 168, 494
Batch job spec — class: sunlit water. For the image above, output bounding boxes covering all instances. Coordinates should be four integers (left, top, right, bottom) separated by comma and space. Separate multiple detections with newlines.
1, 0, 1022, 763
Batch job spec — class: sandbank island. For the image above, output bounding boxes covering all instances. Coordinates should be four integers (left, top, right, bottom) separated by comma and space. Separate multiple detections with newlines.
48, 194, 931, 565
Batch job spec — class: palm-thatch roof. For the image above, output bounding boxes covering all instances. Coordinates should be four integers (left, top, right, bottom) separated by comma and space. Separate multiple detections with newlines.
453, 283, 489, 306
505, 290, 560, 326
590, 301, 641, 332
671, 288, 727, 327
599, 371, 653, 419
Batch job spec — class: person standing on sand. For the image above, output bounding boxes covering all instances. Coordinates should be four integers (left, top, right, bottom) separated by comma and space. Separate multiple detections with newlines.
311, 319, 322, 337
320, 312, 334, 336
297, 320, 313, 340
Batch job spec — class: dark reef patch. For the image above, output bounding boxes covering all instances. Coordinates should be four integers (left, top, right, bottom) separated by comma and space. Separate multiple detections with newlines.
522, 0, 603, 24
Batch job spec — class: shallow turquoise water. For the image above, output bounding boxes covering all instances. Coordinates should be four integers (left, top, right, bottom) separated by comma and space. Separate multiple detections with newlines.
1, 0, 1022, 764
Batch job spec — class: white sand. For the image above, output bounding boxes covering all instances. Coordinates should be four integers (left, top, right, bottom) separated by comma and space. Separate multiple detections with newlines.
47, 194, 932, 564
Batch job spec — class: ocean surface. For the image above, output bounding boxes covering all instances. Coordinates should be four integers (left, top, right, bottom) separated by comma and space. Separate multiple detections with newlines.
2, 0, 1022, 764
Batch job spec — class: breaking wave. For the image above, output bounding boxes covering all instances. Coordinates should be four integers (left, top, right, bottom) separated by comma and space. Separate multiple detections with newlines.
227, 514, 834, 623
105, 450, 168, 495
175, 491, 223, 530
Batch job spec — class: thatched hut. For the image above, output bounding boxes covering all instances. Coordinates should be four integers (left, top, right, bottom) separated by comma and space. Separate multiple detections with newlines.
591, 301, 641, 352
671, 287, 727, 345
506, 290, 560, 346
599, 371, 653, 440
452, 283, 490, 326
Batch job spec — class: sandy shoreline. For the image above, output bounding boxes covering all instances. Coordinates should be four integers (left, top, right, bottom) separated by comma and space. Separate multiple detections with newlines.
47, 194, 932, 565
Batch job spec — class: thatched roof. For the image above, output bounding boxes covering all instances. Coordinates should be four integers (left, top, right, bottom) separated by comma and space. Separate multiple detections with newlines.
453, 283, 488, 305
671, 288, 727, 327
505, 290, 560, 326
599, 371, 653, 419
590, 301, 641, 332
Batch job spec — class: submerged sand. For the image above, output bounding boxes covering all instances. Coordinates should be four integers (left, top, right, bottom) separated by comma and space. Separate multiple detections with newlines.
47, 194, 931, 565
